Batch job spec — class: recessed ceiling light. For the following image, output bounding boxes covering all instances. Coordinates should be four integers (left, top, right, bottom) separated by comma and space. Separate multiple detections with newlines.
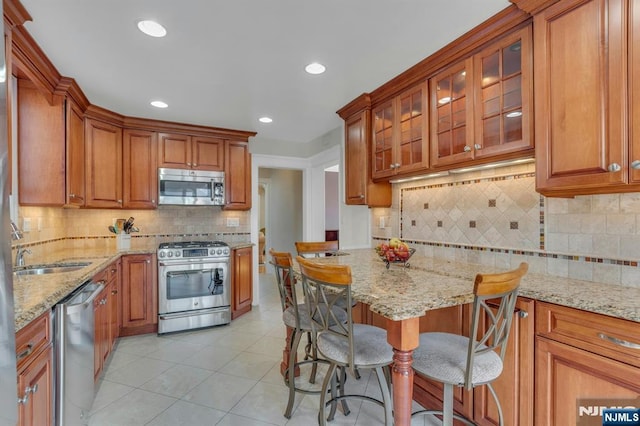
150, 100, 168, 108
258, 117, 273, 123
137, 20, 167, 38
305, 62, 326, 75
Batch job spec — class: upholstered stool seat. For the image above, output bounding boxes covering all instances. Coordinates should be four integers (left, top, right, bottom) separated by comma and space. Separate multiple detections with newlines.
317, 324, 392, 366
413, 332, 503, 386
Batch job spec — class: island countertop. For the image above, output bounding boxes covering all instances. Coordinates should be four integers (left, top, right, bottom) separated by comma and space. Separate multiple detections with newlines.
296, 249, 640, 323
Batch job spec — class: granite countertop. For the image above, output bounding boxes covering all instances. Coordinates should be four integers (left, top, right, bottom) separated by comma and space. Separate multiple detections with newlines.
295, 249, 640, 324
13, 241, 252, 331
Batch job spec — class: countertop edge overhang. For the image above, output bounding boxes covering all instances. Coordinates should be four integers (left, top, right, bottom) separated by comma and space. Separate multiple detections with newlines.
291, 249, 640, 325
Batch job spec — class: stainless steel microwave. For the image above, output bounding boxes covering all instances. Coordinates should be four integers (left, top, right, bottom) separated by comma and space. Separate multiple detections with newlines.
158, 168, 225, 206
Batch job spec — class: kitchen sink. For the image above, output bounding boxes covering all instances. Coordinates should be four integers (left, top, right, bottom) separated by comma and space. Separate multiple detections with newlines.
13, 262, 92, 276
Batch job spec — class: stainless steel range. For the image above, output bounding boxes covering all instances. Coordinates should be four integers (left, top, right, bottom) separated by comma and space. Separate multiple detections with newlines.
158, 241, 231, 334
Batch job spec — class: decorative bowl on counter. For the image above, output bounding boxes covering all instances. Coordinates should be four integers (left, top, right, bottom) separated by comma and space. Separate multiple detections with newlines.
375, 241, 416, 269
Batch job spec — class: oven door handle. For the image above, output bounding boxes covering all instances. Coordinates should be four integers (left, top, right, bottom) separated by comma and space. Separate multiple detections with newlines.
159, 307, 228, 320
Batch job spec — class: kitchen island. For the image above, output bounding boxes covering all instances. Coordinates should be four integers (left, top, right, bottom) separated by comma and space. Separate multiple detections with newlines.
292, 249, 640, 426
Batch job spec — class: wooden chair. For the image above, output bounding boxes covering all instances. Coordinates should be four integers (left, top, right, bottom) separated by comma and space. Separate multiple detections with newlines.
411, 262, 529, 426
295, 240, 340, 258
269, 249, 346, 419
297, 256, 394, 426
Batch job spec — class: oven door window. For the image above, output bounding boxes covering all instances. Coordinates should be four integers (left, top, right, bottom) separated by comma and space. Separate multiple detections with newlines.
159, 179, 213, 200
166, 268, 225, 299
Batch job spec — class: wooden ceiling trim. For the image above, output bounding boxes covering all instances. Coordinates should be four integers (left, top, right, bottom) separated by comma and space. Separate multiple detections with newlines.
124, 116, 257, 141
336, 93, 371, 119
369, 5, 530, 106
55, 77, 91, 111
11, 25, 61, 103
509, 0, 560, 14
3, 0, 31, 29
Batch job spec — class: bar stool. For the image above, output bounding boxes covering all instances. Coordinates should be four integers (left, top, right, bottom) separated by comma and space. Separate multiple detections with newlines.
411, 262, 529, 426
297, 256, 394, 426
269, 249, 347, 419
295, 240, 340, 258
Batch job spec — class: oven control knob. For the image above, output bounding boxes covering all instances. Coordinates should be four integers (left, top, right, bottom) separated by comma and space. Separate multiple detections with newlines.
175, 251, 181, 257
217, 249, 222, 255
223, 248, 229, 255
159, 252, 165, 258
210, 249, 215, 255
167, 252, 173, 258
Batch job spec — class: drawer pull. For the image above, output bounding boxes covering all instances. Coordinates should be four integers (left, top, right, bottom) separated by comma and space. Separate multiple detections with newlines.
598, 333, 640, 349
17, 344, 33, 361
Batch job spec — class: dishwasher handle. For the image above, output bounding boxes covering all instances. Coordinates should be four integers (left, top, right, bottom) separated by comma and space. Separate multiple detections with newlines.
65, 281, 104, 315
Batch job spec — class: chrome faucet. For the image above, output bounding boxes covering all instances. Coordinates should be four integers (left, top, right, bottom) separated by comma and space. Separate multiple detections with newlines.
15, 246, 31, 267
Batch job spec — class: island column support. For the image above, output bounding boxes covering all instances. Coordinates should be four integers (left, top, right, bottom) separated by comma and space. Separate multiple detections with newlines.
387, 317, 420, 426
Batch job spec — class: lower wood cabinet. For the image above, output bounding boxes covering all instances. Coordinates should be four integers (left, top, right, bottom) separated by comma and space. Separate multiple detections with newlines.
16, 311, 53, 426
231, 246, 253, 319
534, 302, 640, 426
120, 254, 157, 336
93, 260, 120, 381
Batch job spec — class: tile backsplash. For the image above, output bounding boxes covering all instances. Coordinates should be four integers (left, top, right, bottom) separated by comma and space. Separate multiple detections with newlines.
372, 162, 640, 288
13, 206, 250, 260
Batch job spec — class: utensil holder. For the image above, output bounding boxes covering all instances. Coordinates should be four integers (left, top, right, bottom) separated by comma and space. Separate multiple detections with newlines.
116, 234, 131, 251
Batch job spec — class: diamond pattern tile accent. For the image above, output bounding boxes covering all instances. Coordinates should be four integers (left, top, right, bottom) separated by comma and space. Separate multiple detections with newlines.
401, 175, 538, 249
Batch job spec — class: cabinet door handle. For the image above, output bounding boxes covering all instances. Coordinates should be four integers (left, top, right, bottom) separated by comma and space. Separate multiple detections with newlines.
390, 164, 395, 169
463, 145, 472, 152
474, 143, 482, 150
631, 160, 640, 170
112, 289, 118, 295
193, 163, 198, 167
607, 163, 621, 172
187, 162, 192, 167
17, 394, 29, 405
17, 344, 33, 361
598, 333, 640, 349
146, 260, 151, 264
117, 199, 123, 204
359, 194, 365, 199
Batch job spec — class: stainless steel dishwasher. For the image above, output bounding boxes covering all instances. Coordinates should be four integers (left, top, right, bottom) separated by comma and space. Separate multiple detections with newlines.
54, 279, 104, 426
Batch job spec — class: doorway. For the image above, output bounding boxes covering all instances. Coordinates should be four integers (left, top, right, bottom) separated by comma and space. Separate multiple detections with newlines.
258, 168, 303, 275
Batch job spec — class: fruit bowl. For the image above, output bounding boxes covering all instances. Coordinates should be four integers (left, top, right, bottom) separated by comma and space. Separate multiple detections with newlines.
375, 243, 416, 269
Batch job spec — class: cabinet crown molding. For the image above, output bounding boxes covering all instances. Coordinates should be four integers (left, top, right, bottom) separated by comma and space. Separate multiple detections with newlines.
337, 93, 371, 119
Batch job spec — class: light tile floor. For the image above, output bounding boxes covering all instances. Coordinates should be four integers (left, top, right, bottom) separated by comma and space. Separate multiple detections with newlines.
89, 273, 438, 426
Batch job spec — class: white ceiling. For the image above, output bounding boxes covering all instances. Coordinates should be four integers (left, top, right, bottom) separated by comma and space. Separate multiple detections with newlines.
20, 0, 511, 144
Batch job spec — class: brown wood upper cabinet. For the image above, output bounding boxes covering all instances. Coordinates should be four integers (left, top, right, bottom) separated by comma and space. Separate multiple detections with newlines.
17, 80, 85, 207
372, 82, 429, 179
430, 26, 533, 168
224, 140, 251, 210
347, 111, 392, 206
534, 0, 637, 196
85, 118, 123, 208
158, 133, 225, 171
123, 129, 158, 209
